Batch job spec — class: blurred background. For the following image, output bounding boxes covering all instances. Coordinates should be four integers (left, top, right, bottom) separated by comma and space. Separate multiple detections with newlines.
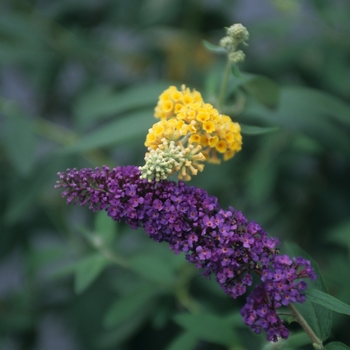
1, 0, 350, 349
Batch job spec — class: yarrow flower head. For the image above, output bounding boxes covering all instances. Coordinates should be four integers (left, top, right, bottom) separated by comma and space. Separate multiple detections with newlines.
55, 165, 316, 342
141, 85, 243, 181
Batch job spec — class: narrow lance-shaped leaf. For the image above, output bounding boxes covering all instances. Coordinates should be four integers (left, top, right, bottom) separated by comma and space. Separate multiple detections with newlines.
166, 332, 198, 350
173, 313, 238, 347
202, 40, 226, 53
104, 285, 158, 329
324, 342, 350, 350
61, 109, 153, 154
1, 100, 37, 175
74, 253, 110, 294
240, 124, 279, 135
305, 289, 350, 316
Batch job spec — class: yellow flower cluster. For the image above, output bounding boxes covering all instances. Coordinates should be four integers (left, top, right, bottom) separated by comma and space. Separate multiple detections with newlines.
141, 85, 242, 181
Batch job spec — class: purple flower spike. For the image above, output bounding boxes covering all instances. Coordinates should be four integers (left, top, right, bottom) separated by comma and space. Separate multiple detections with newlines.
55, 165, 316, 342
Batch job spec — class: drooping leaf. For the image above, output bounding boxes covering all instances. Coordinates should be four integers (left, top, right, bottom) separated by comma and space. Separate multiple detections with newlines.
62, 109, 153, 154
166, 331, 198, 350
1, 100, 37, 176
324, 342, 350, 350
202, 40, 226, 53
173, 313, 238, 347
305, 289, 350, 316
241, 87, 350, 157
74, 253, 110, 294
94, 211, 117, 247
326, 220, 350, 248
240, 124, 279, 135
104, 285, 157, 329
74, 81, 172, 128
4, 153, 67, 225
279, 331, 312, 349
129, 254, 176, 285
242, 75, 280, 109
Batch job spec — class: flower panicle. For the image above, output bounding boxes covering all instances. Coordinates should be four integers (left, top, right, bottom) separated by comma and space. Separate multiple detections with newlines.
55, 165, 316, 342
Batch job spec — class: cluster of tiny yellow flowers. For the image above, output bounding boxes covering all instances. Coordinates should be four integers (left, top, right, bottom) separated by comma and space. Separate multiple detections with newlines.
140, 85, 242, 182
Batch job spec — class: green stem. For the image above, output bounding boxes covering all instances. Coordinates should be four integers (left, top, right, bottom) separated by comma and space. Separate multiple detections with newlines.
218, 58, 231, 110
288, 303, 323, 349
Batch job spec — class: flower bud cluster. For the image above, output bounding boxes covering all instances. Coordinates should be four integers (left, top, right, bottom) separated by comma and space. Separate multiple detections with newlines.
56, 165, 316, 342
141, 85, 242, 181
219, 23, 249, 63
139, 139, 205, 182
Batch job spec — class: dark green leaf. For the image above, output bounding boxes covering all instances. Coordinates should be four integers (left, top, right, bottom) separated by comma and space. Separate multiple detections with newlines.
4, 153, 67, 225
282, 242, 332, 341
1, 100, 36, 175
240, 124, 279, 135
74, 81, 172, 128
202, 40, 226, 53
96, 310, 148, 348
280, 332, 312, 349
242, 87, 350, 157
129, 254, 176, 285
94, 211, 117, 247
326, 220, 350, 248
242, 75, 280, 109
173, 313, 238, 347
104, 285, 157, 329
74, 253, 110, 294
306, 289, 350, 316
324, 342, 350, 350
166, 331, 198, 350
62, 109, 153, 153
29, 246, 67, 274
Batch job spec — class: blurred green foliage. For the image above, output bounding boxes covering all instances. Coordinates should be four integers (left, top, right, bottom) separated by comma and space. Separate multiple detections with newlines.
1, 0, 350, 349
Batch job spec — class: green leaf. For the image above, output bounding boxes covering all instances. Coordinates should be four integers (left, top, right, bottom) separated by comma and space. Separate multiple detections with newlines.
28, 246, 67, 274
62, 109, 153, 154
241, 87, 350, 157
4, 153, 67, 225
104, 285, 157, 329
129, 254, 176, 285
94, 211, 117, 247
74, 253, 110, 294
306, 289, 350, 316
280, 331, 312, 349
324, 342, 350, 350
74, 81, 172, 128
1, 100, 37, 175
173, 313, 238, 347
282, 242, 332, 341
326, 220, 350, 248
242, 75, 280, 109
202, 40, 226, 53
166, 331, 198, 350
240, 124, 279, 135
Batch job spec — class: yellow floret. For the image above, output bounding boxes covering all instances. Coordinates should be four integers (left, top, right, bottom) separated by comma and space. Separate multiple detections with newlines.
216, 140, 228, 153
208, 135, 219, 148
203, 120, 216, 133
189, 134, 201, 144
